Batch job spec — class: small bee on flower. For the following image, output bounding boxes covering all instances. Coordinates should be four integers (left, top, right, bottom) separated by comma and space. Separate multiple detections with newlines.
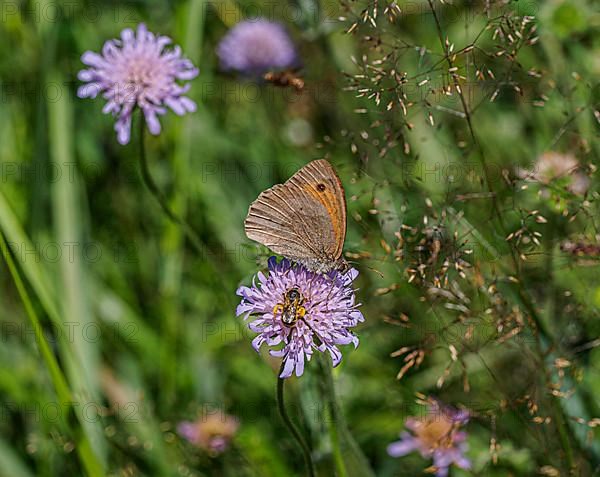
236, 257, 363, 378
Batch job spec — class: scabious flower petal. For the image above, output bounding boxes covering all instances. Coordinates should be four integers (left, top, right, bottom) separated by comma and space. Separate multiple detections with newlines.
217, 19, 297, 76
453, 447, 472, 470
387, 433, 418, 457
177, 421, 199, 443
77, 23, 198, 144
115, 109, 133, 145
236, 257, 363, 378
81, 51, 107, 68
327, 345, 342, 367
251, 335, 265, 352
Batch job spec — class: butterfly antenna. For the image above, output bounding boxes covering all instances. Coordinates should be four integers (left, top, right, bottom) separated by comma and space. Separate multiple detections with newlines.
346, 258, 358, 267
137, 116, 228, 280
365, 265, 385, 279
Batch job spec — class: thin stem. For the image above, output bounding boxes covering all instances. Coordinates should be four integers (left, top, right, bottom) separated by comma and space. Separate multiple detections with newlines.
137, 114, 206, 256
1, 233, 70, 401
319, 357, 349, 477
426, 0, 555, 342
276, 364, 315, 477
542, 227, 577, 470
317, 356, 374, 477
426, 0, 502, 222
426, 1, 576, 466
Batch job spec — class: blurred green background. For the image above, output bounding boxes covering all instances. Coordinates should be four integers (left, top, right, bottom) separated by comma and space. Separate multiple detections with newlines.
0, 0, 599, 476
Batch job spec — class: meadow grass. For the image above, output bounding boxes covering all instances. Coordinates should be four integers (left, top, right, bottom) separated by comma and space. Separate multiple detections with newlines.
0, 0, 599, 476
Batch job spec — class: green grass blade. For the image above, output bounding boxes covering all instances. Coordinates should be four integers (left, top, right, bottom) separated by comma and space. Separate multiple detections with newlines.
47, 70, 107, 467
0, 437, 35, 477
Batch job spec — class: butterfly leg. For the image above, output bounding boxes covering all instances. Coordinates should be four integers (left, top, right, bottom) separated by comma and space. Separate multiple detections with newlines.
298, 309, 326, 347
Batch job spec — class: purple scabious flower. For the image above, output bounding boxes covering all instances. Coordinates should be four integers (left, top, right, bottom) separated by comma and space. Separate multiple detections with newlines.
177, 412, 239, 456
77, 23, 199, 145
387, 399, 471, 477
217, 20, 297, 76
236, 257, 363, 378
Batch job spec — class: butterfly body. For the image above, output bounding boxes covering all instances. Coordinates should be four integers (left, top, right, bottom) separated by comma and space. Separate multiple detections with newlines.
245, 159, 347, 274
297, 256, 348, 275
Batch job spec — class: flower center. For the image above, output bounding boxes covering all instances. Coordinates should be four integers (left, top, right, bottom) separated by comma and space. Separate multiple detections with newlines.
114, 53, 168, 105
124, 62, 155, 92
414, 417, 455, 449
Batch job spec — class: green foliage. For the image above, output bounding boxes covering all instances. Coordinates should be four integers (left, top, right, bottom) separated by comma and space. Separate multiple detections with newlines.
0, 0, 599, 476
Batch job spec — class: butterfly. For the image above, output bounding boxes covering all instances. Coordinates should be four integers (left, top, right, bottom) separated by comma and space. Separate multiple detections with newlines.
244, 159, 348, 274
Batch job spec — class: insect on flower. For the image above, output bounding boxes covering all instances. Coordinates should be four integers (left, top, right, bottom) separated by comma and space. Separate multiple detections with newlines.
274, 288, 307, 327
236, 257, 363, 378
263, 69, 305, 92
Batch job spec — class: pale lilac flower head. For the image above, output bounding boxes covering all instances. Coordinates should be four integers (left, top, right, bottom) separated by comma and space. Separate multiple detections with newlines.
236, 257, 363, 378
177, 411, 239, 456
516, 151, 590, 196
77, 23, 199, 145
217, 20, 297, 76
387, 399, 471, 477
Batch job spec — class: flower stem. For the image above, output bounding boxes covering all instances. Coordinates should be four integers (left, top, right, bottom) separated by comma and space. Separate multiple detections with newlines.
425, 0, 577, 467
319, 358, 349, 477
276, 364, 315, 477
137, 114, 206, 256
317, 355, 375, 477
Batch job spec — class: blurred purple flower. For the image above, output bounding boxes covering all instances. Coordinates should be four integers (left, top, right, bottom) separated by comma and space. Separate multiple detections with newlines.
387, 399, 471, 477
177, 411, 239, 456
236, 257, 363, 378
217, 20, 297, 76
516, 151, 590, 196
77, 23, 198, 145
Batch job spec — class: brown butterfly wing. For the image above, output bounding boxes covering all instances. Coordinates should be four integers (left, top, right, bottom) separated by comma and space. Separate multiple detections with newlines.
286, 159, 347, 259
244, 159, 347, 264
